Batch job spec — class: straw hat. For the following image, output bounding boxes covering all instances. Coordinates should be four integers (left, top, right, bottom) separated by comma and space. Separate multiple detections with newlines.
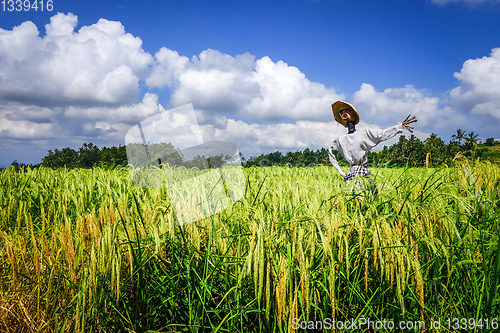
332, 101, 359, 127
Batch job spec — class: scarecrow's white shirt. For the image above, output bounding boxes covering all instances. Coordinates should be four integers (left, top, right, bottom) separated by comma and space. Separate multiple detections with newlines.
329, 123, 403, 167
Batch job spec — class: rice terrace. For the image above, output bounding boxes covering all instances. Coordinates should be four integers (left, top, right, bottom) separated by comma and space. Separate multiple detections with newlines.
0, 141, 499, 333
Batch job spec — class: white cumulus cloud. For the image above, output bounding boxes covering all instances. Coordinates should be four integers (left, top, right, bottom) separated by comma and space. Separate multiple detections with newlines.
0, 105, 56, 139
352, 83, 469, 131
0, 12, 153, 106
65, 93, 165, 124
449, 48, 500, 120
197, 117, 423, 159
199, 119, 338, 157
146, 48, 190, 88
147, 48, 345, 121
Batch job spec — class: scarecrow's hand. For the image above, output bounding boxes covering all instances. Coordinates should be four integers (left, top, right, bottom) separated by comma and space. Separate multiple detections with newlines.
402, 114, 417, 133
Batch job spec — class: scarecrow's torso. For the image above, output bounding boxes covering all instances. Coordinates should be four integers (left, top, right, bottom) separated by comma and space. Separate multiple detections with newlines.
332, 123, 403, 166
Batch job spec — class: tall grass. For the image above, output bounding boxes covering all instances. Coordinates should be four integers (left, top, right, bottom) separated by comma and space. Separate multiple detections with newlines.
0, 160, 499, 332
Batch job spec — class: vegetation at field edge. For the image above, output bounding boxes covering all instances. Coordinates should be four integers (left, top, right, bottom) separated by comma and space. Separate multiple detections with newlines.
6, 129, 500, 171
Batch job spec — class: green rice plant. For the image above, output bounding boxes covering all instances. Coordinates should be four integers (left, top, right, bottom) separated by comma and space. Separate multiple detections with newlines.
0, 161, 498, 332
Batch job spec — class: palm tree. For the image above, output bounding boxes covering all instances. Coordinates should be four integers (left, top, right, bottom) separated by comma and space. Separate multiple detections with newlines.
465, 131, 479, 148
451, 128, 466, 145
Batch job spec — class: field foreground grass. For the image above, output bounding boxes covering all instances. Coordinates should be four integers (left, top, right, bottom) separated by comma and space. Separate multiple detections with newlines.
0, 159, 499, 332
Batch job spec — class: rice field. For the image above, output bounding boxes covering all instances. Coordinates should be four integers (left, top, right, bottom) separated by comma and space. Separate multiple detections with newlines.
0, 158, 499, 332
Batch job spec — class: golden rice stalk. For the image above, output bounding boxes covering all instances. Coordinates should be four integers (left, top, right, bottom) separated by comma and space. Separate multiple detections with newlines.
63, 193, 69, 215
302, 240, 312, 317
4, 236, 18, 289
276, 257, 287, 325
75, 290, 81, 333
337, 232, 344, 265
413, 258, 425, 318
99, 205, 106, 228
265, 260, 271, 323
257, 228, 265, 301
39, 195, 46, 233
152, 224, 161, 255
128, 245, 134, 276
32, 236, 40, 280
396, 264, 405, 316
18, 236, 28, 274
143, 204, 150, 229
373, 225, 380, 272
113, 244, 121, 302
399, 250, 406, 293
7, 197, 14, 224
0, 210, 5, 230
17, 298, 34, 332
358, 215, 364, 255
45, 248, 62, 314
16, 200, 23, 229
364, 249, 369, 293
39, 232, 51, 268
90, 244, 97, 299
304, 257, 311, 317
297, 228, 306, 305
288, 288, 299, 332
107, 204, 116, 226
328, 263, 337, 319
60, 218, 77, 284
344, 233, 350, 279
118, 200, 126, 226
390, 250, 395, 287
315, 219, 329, 260
245, 221, 258, 277
309, 225, 317, 260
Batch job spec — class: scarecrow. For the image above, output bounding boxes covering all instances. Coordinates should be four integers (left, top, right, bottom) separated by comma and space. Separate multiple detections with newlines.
328, 101, 417, 192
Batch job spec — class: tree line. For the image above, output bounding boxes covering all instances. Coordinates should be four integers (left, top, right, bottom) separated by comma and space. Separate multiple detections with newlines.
10, 142, 238, 170
8, 129, 498, 170
244, 129, 498, 168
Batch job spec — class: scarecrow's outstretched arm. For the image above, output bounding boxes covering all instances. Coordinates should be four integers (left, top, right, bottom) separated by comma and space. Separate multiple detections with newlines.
402, 114, 418, 133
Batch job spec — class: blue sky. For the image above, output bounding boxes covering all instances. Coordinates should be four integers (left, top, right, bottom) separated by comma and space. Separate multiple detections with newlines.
1, 0, 500, 167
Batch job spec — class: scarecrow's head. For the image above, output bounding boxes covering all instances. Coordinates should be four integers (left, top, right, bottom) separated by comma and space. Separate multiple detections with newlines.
339, 108, 354, 123
332, 101, 360, 128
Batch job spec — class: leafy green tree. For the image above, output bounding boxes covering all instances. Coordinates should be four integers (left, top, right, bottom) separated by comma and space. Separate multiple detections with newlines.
485, 138, 495, 146
422, 133, 446, 166
267, 151, 282, 166
78, 143, 100, 168
42, 147, 75, 168
406, 135, 424, 166
426, 133, 444, 149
